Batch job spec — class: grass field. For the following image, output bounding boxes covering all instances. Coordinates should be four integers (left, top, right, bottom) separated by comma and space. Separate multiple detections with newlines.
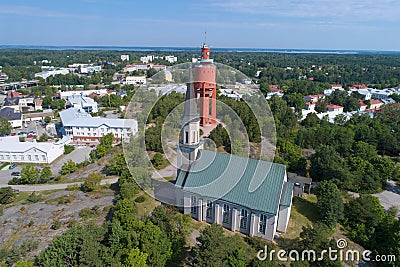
280, 194, 318, 244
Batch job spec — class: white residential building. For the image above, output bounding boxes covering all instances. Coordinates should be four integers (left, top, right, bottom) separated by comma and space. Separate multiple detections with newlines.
0, 136, 64, 164
219, 89, 242, 100
59, 108, 138, 144
80, 65, 101, 74
350, 89, 372, 100
59, 89, 108, 99
121, 55, 130, 61
0, 107, 22, 128
165, 55, 178, 63
66, 95, 99, 113
303, 94, 325, 103
369, 89, 392, 100
126, 76, 147, 85
34, 69, 70, 79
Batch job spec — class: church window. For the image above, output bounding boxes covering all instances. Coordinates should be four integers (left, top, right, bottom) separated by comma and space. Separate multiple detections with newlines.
206, 200, 213, 219
223, 204, 230, 224
191, 196, 197, 215
240, 209, 248, 229
259, 214, 267, 234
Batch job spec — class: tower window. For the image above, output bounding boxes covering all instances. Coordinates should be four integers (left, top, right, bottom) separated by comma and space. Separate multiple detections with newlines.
185, 131, 189, 143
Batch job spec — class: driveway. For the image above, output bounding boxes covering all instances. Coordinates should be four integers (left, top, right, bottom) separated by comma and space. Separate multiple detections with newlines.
373, 180, 400, 216
50, 146, 93, 175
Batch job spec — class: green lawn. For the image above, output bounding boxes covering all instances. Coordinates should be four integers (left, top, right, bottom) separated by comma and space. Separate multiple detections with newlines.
280, 194, 318, 242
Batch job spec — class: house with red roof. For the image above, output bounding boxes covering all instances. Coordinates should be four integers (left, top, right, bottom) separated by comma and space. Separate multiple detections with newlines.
304, 94, 325, 103
331, 84, 343, 90
326, 104, 344, 113
359, 100, 367, 112
369, 99, 384, 110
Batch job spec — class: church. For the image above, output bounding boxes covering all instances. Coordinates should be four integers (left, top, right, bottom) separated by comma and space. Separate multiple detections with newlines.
174, 46, 293, 241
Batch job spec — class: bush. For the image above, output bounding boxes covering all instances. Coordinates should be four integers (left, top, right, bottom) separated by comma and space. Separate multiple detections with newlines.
8, 177, 21, 185
79, 208, 97, 220
64, 144, 75, 155
81, 173, 102, 192
0, 205, 3, 216
134, 195, 146, 203
51, 220, 61, 230
0, 187, 16, 204
26, 193, 42, 203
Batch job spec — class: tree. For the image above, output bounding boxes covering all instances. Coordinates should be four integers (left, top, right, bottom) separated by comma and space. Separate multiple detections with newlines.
97, 133, 114, 157
0, 187, 16, 204
42, 95, 52, 109
82, 173, 102, 192
40, 167, 52, 181
0, 117, 12, 136
310, 145, 344, 182
223, 248, 248, 267
192, 224, 227, 267
315, 99, 327, 113
344, 195, 386, 245
61, 160, 77, 175
44, 116, 51, 123
152, 153, 164, 169
302, 112, 320, 128
284, 93, 305, 113
139, 221, 172, 267
108, 153, 127, 176
37, 133, 49, 142
119, 248, 148, 267
314, 181, 343, 229
20, 165, 40, 184
296, 224, 341, 267
132, 167, 152, 190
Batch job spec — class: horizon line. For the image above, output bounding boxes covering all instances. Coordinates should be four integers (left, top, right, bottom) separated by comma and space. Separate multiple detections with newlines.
1, 44, 400, 53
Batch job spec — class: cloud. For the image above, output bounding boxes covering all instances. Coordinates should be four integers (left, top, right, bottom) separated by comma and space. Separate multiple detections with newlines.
208, 0, 400, 22
0, 4, 101, 19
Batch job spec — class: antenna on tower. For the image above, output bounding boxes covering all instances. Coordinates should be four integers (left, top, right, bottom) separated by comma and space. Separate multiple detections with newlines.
204, 31, 207, 45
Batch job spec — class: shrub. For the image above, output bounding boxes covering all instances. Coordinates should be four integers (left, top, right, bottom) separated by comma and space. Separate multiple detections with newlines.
134, 195, 146, 203
64, 144, 75, 155
0, 187, 16, 204
26, 193, 42, 203
51, 220, 61, 230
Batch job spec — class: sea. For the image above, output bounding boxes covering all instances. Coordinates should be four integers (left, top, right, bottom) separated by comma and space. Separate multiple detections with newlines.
0, 45, 399, 54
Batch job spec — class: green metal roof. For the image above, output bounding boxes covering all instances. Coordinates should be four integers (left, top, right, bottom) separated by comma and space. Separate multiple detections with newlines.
176, 150, 287, 215
280, 182, 294, 207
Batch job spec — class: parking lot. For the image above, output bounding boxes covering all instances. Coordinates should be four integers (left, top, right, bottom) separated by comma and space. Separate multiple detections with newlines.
0, 146, 93, 187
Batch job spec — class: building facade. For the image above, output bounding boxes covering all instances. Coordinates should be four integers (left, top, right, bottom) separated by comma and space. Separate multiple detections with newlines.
0, 136, 64, 164
59, 108, 138, 144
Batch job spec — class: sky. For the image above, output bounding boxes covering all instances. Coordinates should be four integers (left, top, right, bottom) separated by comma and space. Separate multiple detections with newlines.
0, 0, 399, 51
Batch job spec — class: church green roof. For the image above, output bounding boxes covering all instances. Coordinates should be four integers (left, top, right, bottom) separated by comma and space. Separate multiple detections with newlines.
176, 150, 287, 215
280, 182, 294, 207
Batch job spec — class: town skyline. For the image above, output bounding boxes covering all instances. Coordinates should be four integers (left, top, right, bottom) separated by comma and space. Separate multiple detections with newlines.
1, 0, 399, 51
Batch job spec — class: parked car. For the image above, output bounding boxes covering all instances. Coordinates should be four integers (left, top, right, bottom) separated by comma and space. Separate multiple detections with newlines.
11, 171, 20, 176
9, 164, 17, 170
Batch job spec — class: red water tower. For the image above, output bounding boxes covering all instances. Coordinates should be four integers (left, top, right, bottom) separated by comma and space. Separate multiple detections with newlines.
193, 44, 217, 126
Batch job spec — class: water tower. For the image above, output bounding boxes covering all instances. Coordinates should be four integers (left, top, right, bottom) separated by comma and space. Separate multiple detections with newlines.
193, 44, 217, 126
